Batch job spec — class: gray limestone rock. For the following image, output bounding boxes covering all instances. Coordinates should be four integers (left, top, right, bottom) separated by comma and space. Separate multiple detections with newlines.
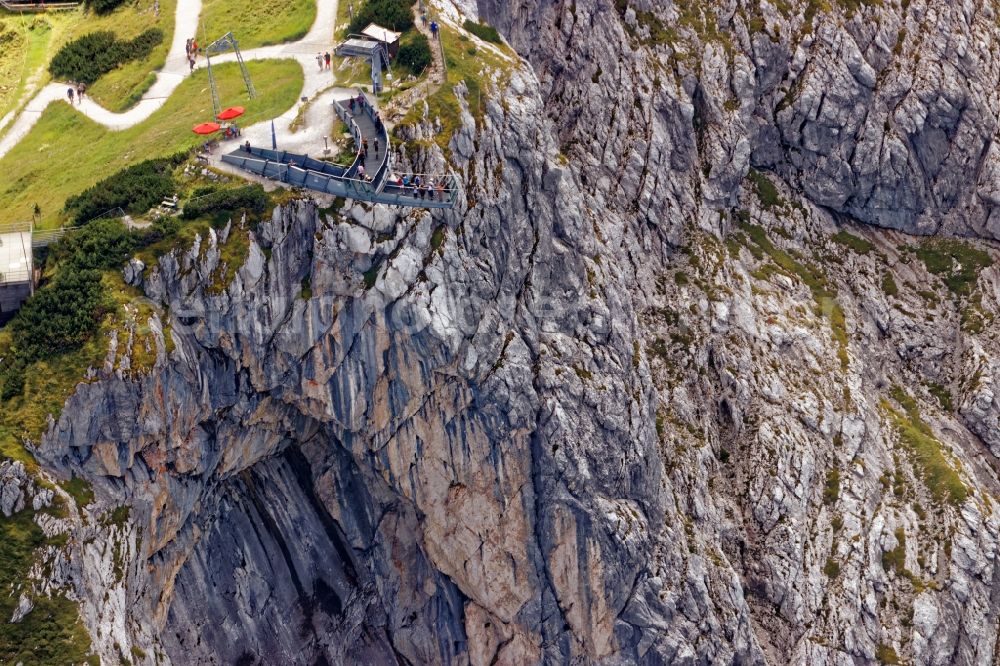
9, 593, 32, 624
11, 2, 1000, 665
0, 460, 28, 517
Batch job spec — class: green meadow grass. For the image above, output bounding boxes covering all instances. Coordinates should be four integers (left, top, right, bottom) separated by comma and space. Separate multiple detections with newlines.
78, 0, 179, 111
0, 58, 303, 228
198, 0, 316, 49
0, 15, 54, 123
2, 0, 181, 113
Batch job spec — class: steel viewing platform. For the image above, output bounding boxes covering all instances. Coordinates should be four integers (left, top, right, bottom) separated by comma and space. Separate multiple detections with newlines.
221, 92, 458, 209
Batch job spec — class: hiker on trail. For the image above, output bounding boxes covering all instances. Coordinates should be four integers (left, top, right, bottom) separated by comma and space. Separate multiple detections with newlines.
186, 38, 192, 56
324, 52, 331, 69
374, 139, 379, 154
192, 39, 198, 55
357, 164, 365, 178
189, 57, 195, 72
430, 21, 438, 36
436, 180, 445, 200
67, 87, 74, 104
316, 53, 324, 71
244, 140, 251, 153
414, 175, 422, 187
76, 82, 85, 102
362, 138, 368, 152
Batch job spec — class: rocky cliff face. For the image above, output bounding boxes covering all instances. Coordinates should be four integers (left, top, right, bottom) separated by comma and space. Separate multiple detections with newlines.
8, 0, 1000, 664
479, 0, 1000, 238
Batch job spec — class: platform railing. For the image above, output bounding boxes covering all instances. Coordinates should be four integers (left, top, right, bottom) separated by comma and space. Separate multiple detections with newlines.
224, 90, 457, 208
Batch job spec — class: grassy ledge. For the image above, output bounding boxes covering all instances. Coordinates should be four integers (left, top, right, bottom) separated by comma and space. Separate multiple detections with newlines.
395, 17, 516, 158
737, 218, 850, 371
883, 386, 968, 507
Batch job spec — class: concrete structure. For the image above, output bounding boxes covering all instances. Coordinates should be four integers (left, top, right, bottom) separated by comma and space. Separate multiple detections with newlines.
361, 24, 401, 57
335, 37, 391, 93
0, 224, 33, 320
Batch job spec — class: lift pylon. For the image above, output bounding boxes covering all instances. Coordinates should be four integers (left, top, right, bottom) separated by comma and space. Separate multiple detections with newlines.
204, 31, 257, 118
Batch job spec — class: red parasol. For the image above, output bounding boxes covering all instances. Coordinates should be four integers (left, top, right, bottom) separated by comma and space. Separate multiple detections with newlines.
216, 106, 245, 120
192, 122, 221, 134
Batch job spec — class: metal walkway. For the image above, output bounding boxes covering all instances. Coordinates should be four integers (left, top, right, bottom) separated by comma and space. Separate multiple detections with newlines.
222, 92, 458, 209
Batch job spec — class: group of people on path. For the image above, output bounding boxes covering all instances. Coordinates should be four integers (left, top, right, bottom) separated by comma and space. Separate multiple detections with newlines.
395, 174, 448, 201
349, 93, 385, 135
185, 38, 200, 73
357, 136, 378, 161
66, 81, 86, 105
316, 52, 332, 71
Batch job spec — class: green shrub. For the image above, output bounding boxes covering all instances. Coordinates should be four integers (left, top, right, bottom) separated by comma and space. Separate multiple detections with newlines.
347, 0, 415, 35
5, 270, 107, 364
84, 0, 127, 14
914, 238, 993, 296
48, 218, 137, 271
0, 214, 172, 400
49, 29, 164, 85
135, 216, 182, 248
881, 272, 899, 297
885, 387, 968, 506
0, 268, 107, 399
64, 156, 180, 224
881, 527, 907, 573
823, 468, 840, 504
182, 185, 268, 219
0, 357, 27, 401
748, 169, 783, 209
875, 644, 900, 665
462, 19, 502, 43
397, 33, 432, 75
832, 230, 874, 254
60, 477, 95, 509
0, 220, 135, 398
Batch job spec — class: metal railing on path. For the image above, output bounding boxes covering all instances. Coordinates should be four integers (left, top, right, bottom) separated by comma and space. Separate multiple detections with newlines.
224, 88, 459, 209
0, 0, 80, 11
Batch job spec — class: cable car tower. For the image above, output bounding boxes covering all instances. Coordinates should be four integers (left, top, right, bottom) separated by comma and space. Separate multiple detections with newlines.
204, 31, 257, 118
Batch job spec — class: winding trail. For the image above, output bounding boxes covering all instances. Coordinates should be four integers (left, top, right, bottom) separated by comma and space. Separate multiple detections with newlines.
0, 0, 341, 159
